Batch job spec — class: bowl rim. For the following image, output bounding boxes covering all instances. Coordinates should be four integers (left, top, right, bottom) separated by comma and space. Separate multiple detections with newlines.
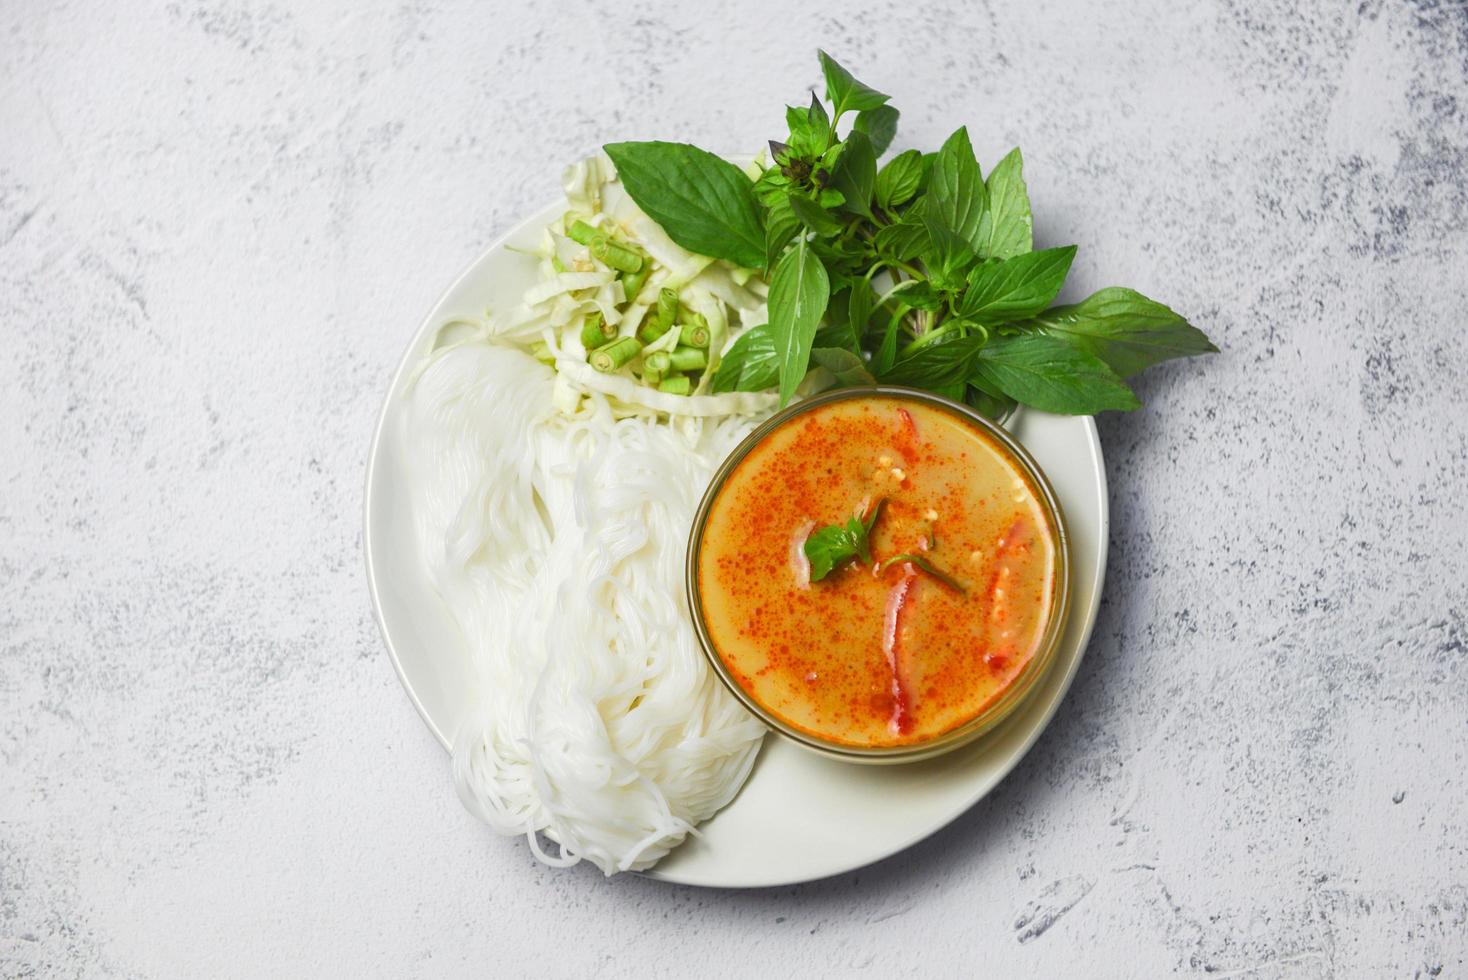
685, 385, 1073, 764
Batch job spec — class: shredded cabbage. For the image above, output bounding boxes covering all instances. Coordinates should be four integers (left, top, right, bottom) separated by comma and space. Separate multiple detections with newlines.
481, 153, 772, 419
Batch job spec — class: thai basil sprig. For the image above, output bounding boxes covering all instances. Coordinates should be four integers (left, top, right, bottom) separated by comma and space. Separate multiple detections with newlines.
604, 51, 1216, 415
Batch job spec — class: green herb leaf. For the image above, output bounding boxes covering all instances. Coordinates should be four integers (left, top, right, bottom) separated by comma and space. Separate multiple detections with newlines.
811, 347, 875, 387
788, 193, 844, 234
768, 237, 831, 407
604, 141, 766, 269
818, 50, 890, 120
957, 245, 1077, 324
763, 195, 800, 269
972, 334, 1140, 414
875, 149, 923, 210
978, 147, 1032, 259
753, 166, 790, 206
877, 553, 967, 592
813, 288, 858, 354
710, 324, 779, 392
873, 206, 930, 260
893, 280, 944, 311
965, 378, 1017, 420
804, 498, 885, 581
880, 330, 985, 388
853, 104, 900, 157
873, 312, 902, 375
846, 276, 874, 353
922, 213, 980, 293
927, 127, 989, 251
830, 130, 877, 219
1025, 287, 1218, 376
786, 95, 833, 158
804, 523, 860, 581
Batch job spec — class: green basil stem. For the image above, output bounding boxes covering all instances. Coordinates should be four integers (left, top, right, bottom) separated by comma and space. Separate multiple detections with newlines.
590, 336, 641, 373
658, 374, 692, 395
878, 553, 966, 592
579, 312, 614, 349
668, 346, 708, 372
678, 320, 710, 348
568, 219, 643, 274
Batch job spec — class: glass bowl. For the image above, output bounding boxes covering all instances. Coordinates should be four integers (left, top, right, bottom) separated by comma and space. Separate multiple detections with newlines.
686, 386, 1072, 764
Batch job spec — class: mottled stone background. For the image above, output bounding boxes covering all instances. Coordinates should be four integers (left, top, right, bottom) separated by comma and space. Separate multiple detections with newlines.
3, 0, 1465, 976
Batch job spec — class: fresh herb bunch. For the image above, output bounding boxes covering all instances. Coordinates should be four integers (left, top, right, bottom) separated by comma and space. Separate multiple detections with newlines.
604, 51, 1216, 416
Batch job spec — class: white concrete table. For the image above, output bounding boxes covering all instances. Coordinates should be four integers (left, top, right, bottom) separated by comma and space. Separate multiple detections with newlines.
3, 1, 1465, 976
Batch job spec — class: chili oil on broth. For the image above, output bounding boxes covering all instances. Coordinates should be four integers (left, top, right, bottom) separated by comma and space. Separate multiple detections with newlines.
697, 395, 1058, 749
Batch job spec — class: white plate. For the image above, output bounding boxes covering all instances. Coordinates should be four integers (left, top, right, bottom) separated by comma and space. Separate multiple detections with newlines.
364, 203, 1108, 888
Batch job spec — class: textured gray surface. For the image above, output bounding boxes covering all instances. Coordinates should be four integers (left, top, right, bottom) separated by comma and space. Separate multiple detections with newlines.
3, 0, 1466, 976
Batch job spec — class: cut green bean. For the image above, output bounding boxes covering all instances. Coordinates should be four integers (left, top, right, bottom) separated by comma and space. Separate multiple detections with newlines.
669, 346, 708, 372
621, 265, 651, 303
677, 320, 710, 348
579, 312, 614, 349
656, 287, 680, 329
568, 219, 643, 274
589, 336, 641, 373
566, 219, 601, 246
658, 375, 692, 396
637, 320, 671, 345
643, 350, 671, 376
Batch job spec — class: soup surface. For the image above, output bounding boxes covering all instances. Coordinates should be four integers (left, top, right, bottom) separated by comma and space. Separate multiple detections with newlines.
696, 395, 1059, 748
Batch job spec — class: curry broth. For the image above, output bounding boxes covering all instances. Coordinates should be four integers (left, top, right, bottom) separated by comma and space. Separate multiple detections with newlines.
697, 395, 1058, 747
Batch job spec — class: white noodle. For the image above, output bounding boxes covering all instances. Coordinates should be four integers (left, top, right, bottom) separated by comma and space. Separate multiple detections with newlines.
402, 335, 766, 874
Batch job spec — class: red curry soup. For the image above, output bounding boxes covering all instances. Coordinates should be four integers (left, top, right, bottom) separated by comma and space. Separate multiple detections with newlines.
694, 393, 1062, 750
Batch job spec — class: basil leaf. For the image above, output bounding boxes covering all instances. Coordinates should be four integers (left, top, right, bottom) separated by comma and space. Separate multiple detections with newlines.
818, 50, 890, 120
786, 95, 833, 158
853, 104, 900, 157
763, 195, 800, 269
603, 141, 766, 270
768, 237, 830, 407
788, 193, 843, 235
1026, 287, 1218, 377
811, 347, 875, 387
805, 498, 885, 580
804, 522, 865, 581
972, 334, 1140, 414
873, 313, 901, 375
916, 151, 937, 194
873, 198, 929, 260
848, 515, 872, 564
711, 325, 779, 392
966, 378, 1017, 421
875, 149, 923, 209
957, 245, 1077, 324
927, 127, 988, 251
894, 280, 944, 311
978, 147, 1032, 259
753, 166, 791, 206
922, 213, 979, 292
879, 331, 985, 388
846, 276, 874, 353
830, 130, 877, 220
